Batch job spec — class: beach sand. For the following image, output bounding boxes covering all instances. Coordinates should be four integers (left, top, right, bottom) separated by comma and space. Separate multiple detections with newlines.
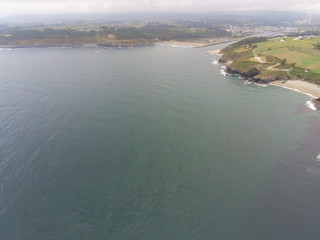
205, 49, 222, 55
156, 41, 209, 47
156, 38, 236, 48
270, 80, 320, 98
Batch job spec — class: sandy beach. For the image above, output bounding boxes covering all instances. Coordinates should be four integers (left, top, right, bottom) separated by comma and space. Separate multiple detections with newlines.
156, 41, 210, 47
156, 38, 236, 48
205, 49, 222, 55
270, 80, 320, 98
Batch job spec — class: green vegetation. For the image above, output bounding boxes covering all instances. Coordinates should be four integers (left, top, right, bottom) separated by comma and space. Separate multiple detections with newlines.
220, 36, 320, 84
231, 37, 268, 47
221, 37, 267, 54
0, 25, 232, 47
138, 25, 231, 41
0, 28, 152, 47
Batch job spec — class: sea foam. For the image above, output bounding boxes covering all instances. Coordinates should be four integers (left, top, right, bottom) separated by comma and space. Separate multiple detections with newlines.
306, 100, 317, 111
212, 59, 219, 65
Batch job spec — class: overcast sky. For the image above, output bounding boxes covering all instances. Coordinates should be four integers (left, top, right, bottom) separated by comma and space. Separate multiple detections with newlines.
0, 0, 319, 16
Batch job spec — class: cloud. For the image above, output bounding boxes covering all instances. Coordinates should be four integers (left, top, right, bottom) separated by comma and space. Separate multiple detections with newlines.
0, 0, 317, 16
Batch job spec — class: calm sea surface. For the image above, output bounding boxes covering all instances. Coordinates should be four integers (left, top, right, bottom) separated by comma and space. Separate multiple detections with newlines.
0, 44, 319, 240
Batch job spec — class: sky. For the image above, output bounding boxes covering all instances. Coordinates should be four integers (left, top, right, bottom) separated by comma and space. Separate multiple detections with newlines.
0, 0, 319, 16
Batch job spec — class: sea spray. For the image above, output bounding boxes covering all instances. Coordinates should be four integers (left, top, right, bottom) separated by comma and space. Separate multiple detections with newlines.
306, 100, 317, 111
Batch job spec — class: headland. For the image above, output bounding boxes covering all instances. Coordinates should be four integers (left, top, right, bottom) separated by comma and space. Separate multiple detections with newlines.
217, 36, 320, 110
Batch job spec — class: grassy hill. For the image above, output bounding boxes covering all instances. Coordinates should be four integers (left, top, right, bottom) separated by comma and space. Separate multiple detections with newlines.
220, 36, 320, 84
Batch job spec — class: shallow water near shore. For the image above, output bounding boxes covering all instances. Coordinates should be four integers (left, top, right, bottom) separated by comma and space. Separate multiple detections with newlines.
0, 44, 319, 240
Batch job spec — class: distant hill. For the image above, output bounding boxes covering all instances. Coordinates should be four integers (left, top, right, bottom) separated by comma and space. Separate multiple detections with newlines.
0, 11, 307, 26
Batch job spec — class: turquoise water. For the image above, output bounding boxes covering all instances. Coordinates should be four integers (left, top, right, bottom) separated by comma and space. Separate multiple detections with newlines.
0, 44, 319, 240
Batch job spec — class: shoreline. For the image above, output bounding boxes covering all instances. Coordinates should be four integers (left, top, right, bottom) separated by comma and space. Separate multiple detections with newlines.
155, 41, 204, 48
212, 50, 320, 110
156, 39, 237, 48
210, 45, 320, 110
205, 49, 222, 55
214, 35, 320, 111
0, 38, 238, 50
269, 80, 320, 111
269, 80, 320, 99
0, 42, 153, 49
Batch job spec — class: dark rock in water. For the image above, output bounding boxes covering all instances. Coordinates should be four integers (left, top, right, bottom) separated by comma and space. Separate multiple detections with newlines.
225, 65, 290, 84
312, 98, 320, 110
226, 67, 260, 78
226, 66, 271, 84
246, 68, 260, 78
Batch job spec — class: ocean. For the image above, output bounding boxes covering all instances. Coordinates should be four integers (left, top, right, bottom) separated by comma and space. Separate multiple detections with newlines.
0, 44, 319, 240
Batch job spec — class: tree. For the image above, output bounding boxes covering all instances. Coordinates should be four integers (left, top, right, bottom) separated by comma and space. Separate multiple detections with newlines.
281, 59, 287, 65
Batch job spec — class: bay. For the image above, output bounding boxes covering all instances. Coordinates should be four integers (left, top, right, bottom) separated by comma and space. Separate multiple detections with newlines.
0, 44, 319, 240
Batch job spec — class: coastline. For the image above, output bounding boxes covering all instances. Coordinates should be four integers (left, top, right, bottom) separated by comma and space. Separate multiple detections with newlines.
269, 80, 320, 99
205, 49, 222, 55
270, 80, 320, 110
0, 38, 238, 49
155, 41, 205, 47
156, 38, 236, 48
211, 50, 320, 110
211, 39, 320, 110
0, 41, 153, 49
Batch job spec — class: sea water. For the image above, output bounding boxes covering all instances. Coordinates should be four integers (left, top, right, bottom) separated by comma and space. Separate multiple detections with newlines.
0, 44, 319, 240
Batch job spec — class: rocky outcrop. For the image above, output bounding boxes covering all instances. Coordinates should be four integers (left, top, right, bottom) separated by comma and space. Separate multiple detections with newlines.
226, 67, 259, 78
225, 66, 273, 84
225, 64, 291, 84
312, 98, 320, 110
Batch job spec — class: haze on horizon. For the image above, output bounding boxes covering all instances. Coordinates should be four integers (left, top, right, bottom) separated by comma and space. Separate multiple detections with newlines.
0, 0, 319, 17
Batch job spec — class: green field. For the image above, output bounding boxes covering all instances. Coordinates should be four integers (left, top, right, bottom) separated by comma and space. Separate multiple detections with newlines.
255, 37, 320, 74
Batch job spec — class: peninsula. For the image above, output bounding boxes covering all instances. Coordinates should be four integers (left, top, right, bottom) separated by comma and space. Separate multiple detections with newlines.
219, 36, 320, 109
